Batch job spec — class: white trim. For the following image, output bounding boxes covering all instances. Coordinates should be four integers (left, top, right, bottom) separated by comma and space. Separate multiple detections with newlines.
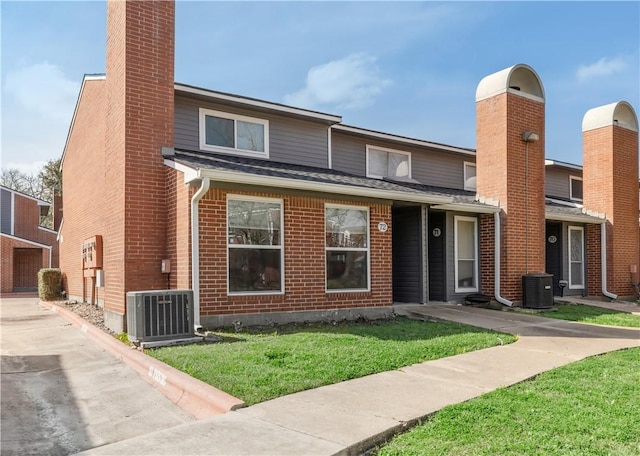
176, 83, 342, 123
545, 197, 582, 208
430, 203, 499, 214
226, 195, 284, 296
1, 232, 53, 250
334, 124, 476, 156
325, 204, 370, 293
545, 159, 583, 171
327, 126, 333, 169
454, 215, 479, 293
366, 145, 412, 179
194, 167, 453, 205
569, 176, 583, 202
568, 226, 585, 290
38, 226, 57, 235
463, 161, 477, 191
10, 191, 15, 235
57, 218, 64, 242
164, 159, 199, 183
600, 221, 617, 300
199, 108, 270, 159
545, 211, 603, 224
494, 211, 513, 306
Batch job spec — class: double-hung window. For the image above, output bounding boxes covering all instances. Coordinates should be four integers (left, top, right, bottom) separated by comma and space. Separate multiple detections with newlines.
464, 162, 477, 191
325, 205, 370, 291
454, 216, 479, 292
568, 226, 584, 289
569, 176, 583, 202
227, 196, 283, 294
200, 108, 269, 158
366, 146, 411, 179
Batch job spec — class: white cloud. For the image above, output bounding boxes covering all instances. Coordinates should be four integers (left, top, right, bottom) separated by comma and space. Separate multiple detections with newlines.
2, 62, 79, 171
284, 53, 391, 111
576, 56, 629, 82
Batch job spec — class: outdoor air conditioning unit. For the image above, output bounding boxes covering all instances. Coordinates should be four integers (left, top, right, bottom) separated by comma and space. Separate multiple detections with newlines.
126, 289, 198, 346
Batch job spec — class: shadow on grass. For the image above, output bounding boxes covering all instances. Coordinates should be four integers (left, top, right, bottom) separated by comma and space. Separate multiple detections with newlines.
202, 316, 508, 343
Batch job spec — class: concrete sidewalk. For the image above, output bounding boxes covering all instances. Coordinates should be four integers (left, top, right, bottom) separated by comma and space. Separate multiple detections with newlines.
0, 297, 195, 455
78, 303, 639, 456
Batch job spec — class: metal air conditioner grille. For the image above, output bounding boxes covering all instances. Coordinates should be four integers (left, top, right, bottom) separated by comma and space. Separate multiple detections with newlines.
126, 289, 194, 343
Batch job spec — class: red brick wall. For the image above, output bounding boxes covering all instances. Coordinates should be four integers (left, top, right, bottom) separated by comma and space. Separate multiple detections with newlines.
103, 0, 174, 315
1, 236, 52, 293
479, 213, 495, 296
59, 79, 107, 305
476, 91, 546, 301
586, 223, 602, 296
166, 169, 192, 289
583, 125, 639, 296
197, 188, 392, 316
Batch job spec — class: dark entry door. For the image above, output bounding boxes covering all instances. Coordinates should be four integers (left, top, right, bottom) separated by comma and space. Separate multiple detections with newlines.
392, 206, 423, 303
428, 210, 446, 301
545, 221, 563, 296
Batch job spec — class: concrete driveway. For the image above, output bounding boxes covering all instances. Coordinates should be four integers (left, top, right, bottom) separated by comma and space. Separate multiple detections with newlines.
0, 297, 193, 455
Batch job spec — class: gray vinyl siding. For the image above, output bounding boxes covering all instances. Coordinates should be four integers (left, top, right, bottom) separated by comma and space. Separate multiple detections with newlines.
545, 167, 582, 200
1, 189, 12, 235
331, 131, 473, 189
174, 95, 329, 168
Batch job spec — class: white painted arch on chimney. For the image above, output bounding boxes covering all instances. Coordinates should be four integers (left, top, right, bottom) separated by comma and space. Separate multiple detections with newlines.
582, 101, 638, 132
475, 63, 545, 103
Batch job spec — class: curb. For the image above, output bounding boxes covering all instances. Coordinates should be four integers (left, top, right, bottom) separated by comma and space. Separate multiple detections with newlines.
40, 300, 246, 419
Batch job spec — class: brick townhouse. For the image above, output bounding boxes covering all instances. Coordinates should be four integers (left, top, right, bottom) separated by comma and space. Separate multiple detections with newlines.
58, 0, 639, 333
1, 186, 59, 293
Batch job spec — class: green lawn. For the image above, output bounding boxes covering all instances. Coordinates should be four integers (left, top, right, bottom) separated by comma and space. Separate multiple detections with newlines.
538, 304, 640, 328
149, 317, 515, 405
377, 347, 640, 456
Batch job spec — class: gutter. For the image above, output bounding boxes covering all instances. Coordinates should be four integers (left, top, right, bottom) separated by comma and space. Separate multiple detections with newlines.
494, 211, 513, 307
600, 221, 617, 300
191, 178, 211, 330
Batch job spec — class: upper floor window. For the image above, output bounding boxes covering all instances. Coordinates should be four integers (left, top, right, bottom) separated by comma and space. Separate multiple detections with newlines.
366, 146, 411, 179
570, 176, 583, 202
200, 108, 269, 158
464, 162, 477, 191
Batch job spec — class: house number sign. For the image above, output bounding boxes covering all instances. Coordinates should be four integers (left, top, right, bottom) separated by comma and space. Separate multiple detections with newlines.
378, 222, 388, 232
432, 228, 442, 237
548, 235, 557, 244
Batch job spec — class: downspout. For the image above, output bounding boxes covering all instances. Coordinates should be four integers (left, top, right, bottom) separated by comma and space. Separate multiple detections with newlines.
600, 220, 617, 300
191, 177, 210, 331
494, 210, 513, 307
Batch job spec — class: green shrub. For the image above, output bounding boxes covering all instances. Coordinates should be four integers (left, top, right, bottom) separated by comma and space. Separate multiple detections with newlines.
38, 268, 62, 301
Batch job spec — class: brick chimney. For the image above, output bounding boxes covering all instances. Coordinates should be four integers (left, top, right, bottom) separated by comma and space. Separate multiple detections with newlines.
475, 64, 546, 302
582, 101, 639, 298
103, 0, 175, 330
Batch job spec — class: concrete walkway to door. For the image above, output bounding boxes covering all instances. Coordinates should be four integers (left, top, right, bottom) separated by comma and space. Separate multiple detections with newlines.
78, 302, 640, 456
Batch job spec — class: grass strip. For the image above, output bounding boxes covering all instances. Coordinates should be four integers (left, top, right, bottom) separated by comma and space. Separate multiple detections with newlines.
378, 347, 640, 456
149, 317, 515, 405
537, 304, 640, 328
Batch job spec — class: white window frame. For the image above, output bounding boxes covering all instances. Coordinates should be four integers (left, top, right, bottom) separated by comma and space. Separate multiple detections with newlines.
365, 145, 412, 179
569, 176, 583, 202
199, 108, 269, 158
226, 194, 284, 296
464, 161, 477, 191
325, 204, 370, 293
454, 215, 479, 293
568, 225, 585, 290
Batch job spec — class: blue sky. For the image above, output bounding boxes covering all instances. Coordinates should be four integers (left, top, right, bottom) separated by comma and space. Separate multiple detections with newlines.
2, 1, 638, 176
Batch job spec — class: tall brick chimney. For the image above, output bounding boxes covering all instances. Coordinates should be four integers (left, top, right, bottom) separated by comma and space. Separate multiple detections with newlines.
103, 0, 175, 330
582, 101, 639, 298
475, 64, 546, 302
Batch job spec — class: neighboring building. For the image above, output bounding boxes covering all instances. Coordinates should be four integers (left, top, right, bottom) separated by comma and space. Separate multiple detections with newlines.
59, 0, 639, 333
1, 186, 59, 293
